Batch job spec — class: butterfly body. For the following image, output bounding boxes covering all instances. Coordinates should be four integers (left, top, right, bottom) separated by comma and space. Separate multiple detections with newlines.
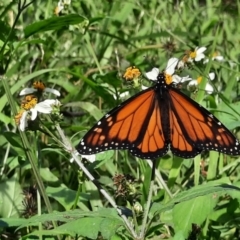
77, 73, 239, 159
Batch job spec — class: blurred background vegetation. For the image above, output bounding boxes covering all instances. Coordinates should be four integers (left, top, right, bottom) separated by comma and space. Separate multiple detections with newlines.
1, 0, 240, 239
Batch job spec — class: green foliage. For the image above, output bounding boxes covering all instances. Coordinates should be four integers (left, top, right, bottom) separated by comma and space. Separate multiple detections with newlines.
1, 0, 240, 239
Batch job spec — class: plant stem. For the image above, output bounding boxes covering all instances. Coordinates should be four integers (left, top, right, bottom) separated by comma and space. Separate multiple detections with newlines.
139, 160, 156, 239
55, 124, 138, 239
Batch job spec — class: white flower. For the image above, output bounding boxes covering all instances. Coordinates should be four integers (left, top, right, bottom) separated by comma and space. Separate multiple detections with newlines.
176, 59, 185, 69
81, 154, 96, 163
188, 73, 215, 94
30, 99, 61, 120
112, 91, 130, 100
70, 151, 96, 163
19, 111, 29, 131
188, 47, 207, 62
141, 85, 148, 90
203, 52, 224, 64
20, 81, 60, 97
145, 58, 192, 85
20, 87, 60, 97
17, 99, 61, 131
145, 67, 159, 81
213, 55, 224, 61
145, 58, 179, 82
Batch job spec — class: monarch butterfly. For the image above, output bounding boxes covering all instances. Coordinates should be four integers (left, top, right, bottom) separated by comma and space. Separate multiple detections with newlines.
77, 58, 240, 159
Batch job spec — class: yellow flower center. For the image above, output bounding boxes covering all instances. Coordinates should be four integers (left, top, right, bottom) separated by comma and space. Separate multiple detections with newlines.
123, 67, 141, 81
212, 51, 220, 58
164, 73, 172, 85
21, 95, 38, 110
189, 50, 197, 59
197, 76, 202, 84
15, 110, 25, 125
33, 81, 46, 91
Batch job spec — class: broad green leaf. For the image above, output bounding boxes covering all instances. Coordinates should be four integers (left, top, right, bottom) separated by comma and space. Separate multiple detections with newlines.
40, 168, 59, 183
46, 185, 78, 210
24, 14, 87, 38
1, 208, 122, 228
173, 231, 185, 240
0, 176, 24, 218
0, 112, 12, 125
27, 215, 123, 239
84, 181, 103, 210
150, 183, 240, 216
2, 132, 26, 158
172, 193, 219, 237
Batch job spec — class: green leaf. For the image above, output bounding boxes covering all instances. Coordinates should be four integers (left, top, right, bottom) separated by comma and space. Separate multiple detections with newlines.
173, 231, 185, 240
40, 168, 59, 183
99, 71, 122, 88
150, 182, 240, 216
0, 176, 24, 218
0, 112, 12, 125
28, 217, 117, 239
173, 194, 219, 237
84, 181, 103, 211
24, 14, 87, 38
3, 132, 26, 158
0, 218, 28, 227
1, 208, 123, 238
25, 210, 123, 239
46, 185, 78, 210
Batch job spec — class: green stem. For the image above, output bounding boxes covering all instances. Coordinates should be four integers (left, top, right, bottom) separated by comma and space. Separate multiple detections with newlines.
55, 124, 138, 239
139, 160, 156, 239
1, 75, 55, 219
1, 0, 35, 72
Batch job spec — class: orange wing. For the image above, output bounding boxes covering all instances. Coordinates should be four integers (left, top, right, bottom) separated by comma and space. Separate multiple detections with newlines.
168, 88, 240, 157
77, 88, 169, 159
78, 72, 240, 159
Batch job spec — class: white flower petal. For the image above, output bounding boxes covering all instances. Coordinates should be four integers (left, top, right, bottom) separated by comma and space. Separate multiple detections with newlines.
214, 56, 224, 61
19, 88, 37, 96
43, 99, 60, 105
172, 75, 183, 84
195, 53, 205, 61
205, 83, 214, 94
81, 154, 96, 163
182, 75, 192, 82
209, 72, 215, 80
30, 108, 38, 120
141, 85, 148, 90
34, 103, 53, 114
44, 88, 61, 96
177, 60, 185, 69
145, 68, 159, 81
19, 111, 28, 131
196, 47, 207, 54
34, 99, 60, 114
172, 75, 192, 84
119, 91, 129, 99
188, 80, 198, 86
165, 58, 179, 75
